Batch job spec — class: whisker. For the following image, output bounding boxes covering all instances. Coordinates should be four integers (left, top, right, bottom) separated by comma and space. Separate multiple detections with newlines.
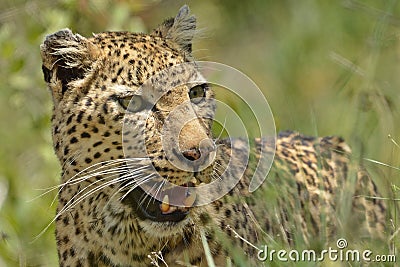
118, 173, 156, 201
33, 175, 121, 243
101, 172, 155, 215
32, 165, 130, 205
60, 150, 83, 178
59, 176, 121, 215
35, 158, 148, 197
48, 161, 151, 228
62, 164, 151, 211
29, 150, 84, 204
146, 179, 166, 208
141, 180, 163, 209
212, 161, 226, 179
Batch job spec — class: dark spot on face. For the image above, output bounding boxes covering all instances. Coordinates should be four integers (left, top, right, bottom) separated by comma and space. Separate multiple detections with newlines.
66, 115, 74, 125
81, 132, 91, 138
93, 141, 103, 147
67, 126, 76, 135
62, 235, 69, 244
77, 111, 84, 123
69, 248, 75, 257
75, 227, 81, 235
63, 146, 70, 156
102, 103, 109, 114
225, 209, 232, 218
62, 216, 69, 226
62, 250, 68, 261
98, 115, 106, 124
85, 98, 93, 107
117, 67, 124, 76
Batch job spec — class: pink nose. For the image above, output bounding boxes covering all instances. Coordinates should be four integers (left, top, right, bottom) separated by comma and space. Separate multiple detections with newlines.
182, 148, 201, 161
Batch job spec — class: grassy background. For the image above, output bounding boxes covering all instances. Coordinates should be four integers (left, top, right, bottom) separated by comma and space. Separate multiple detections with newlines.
0, 0, 399, 266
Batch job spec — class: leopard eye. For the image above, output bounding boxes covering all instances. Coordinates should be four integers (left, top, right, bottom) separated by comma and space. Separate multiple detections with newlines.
118, 95, 144, 112
189, 84, 207, 103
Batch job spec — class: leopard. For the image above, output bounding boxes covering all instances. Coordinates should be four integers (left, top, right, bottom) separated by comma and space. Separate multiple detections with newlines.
40, 5, 387, 267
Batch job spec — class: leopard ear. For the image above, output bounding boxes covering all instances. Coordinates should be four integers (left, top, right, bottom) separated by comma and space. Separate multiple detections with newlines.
152, 5, 196, 53
40, 29, 99, 103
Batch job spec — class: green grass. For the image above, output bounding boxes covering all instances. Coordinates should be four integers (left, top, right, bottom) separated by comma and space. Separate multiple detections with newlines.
0, 0, 399, 266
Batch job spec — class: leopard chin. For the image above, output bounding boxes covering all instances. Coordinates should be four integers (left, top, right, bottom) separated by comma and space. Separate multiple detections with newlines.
122, 183, 196, 223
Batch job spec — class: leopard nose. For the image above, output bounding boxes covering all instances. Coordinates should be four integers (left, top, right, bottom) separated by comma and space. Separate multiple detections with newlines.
182, 148, 201, 161
181, 138, 215, 162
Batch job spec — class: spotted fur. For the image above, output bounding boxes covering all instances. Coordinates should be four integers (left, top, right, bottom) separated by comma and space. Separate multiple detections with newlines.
41, 6, 386, 267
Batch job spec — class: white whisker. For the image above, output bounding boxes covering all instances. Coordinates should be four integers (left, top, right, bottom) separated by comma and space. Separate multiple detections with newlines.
118, 173, 156, 201
141, 180, 163, 209
146, 179, 166, 207
35, 158, 148, 198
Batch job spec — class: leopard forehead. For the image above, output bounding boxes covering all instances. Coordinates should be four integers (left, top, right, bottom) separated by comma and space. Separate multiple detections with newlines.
50, 32, 194, 105
67, 32, 208, 117
41, 3, 197, 106
90, 32, 188, 87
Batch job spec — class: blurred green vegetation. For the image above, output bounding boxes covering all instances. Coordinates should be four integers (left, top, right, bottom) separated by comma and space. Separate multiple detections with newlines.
0, 0, 399, 266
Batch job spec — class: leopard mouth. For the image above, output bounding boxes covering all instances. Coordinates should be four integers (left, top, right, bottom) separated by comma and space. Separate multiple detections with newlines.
122, 182, 197, 223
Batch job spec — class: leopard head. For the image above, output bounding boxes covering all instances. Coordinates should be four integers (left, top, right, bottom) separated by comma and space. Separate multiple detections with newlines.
40, 6, 231, 236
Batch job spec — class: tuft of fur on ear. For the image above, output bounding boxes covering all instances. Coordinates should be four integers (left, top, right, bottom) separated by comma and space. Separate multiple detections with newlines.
40, 29, 99, 100
152, 5, 196, 53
